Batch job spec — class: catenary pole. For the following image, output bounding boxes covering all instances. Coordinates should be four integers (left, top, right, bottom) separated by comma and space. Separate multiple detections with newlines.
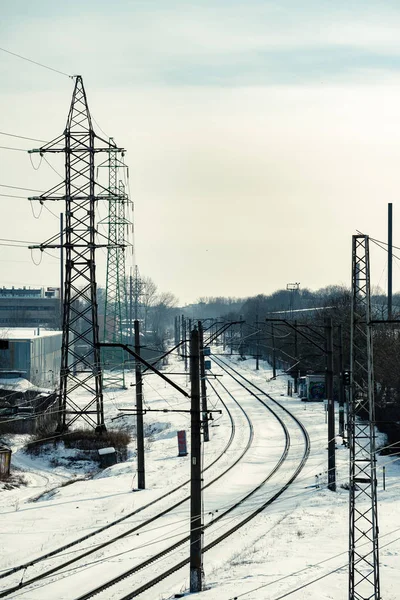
294, 319, 298, 392
271, 323, 277, 379
129, 271, 133, 347
134, 319, 145, 489
337, 324, 345, 438
60, 212, 64, 328
189, 327, 202, 593
388, 202, 393, 320
183, 315, 188, 372
325, 317, 336, 491
198, 321, 209, 442
255, 314, 259, 370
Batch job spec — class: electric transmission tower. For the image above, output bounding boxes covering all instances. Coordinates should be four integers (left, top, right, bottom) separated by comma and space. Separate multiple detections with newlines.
98, 140, 130, 388
29, 76, 124, 431
349, 234, 380, 600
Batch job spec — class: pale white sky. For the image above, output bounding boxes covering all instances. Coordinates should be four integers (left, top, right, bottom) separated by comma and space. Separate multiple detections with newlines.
1, 1, 400, 303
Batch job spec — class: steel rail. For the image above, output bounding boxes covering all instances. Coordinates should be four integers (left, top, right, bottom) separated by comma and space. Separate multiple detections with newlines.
0, 377, 251, 597
68, 361, 300, 600
111, 356, 310, 600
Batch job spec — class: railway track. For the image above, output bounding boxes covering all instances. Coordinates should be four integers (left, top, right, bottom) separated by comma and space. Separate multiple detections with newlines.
0, 373, 253, 598
2, 358, 310, 600
66, 358, 310, 600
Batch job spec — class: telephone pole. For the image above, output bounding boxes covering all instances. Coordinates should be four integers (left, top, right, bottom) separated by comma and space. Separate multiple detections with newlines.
349, 234, 380, 600
29, 76, 123, 431
189, 327, 202, 593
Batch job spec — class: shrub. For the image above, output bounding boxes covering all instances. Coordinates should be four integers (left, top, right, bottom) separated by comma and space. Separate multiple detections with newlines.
25, 428, 131, 462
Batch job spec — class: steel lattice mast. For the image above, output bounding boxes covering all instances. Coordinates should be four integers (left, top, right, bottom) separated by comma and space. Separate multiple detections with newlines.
349, 234, 380, 600
99, 140, 129, 388
29, 76, 124, 431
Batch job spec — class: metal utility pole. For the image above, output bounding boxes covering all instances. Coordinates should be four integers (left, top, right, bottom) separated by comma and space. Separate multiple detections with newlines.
349, 234, 380, 600
198, 321, 209, 442
189, 327, 202, 593
29, 76, 122, 431
174, 316, 178, 347
134, 319, 145, 489
129, 270, 134, 347
60, 212, 64, 328
337, 324, 345, 438
388, 202, 393, 320
176, 316, 181, 356
133, 264, 141, 321
255, 314, 260, 370
239, 315, 244, 358
294, 319, 298, 392
325, 317, 336, 491
271, 323, 277, 378
99, 140, 129, 389
182, 315, 188, 372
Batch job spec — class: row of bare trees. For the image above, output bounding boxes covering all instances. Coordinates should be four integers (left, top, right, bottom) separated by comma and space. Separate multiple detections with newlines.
124, 274, 178, 352
197, 286, 400, 451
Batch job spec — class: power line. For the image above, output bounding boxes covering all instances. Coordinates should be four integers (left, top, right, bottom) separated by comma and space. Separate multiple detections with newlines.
0, 46, 73, 79
0, 146, 29, 152
0, 184, 44, 193
42, 155, 63, 178
357, 229, 400, 258
0, 243, 33, 248
0, 131, 47, 143
0, 237, 38, 244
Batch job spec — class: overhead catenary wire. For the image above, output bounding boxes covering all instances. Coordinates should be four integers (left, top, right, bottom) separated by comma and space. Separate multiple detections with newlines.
228, 531, 400, 600
3, 360, 400, 596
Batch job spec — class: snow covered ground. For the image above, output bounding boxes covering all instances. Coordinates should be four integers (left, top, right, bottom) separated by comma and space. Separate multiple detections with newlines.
0, 353, 399, 600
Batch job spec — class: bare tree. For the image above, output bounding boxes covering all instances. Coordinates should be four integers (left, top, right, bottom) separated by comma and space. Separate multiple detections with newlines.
150, 291, 178, 353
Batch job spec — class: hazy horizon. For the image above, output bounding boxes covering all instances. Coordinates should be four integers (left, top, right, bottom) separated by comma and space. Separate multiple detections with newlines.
1, 1, 400, 304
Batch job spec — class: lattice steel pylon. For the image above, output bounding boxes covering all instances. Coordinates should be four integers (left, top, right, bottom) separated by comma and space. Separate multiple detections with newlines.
349, 234, 380, 600
98, 140, 129, 388
28, 76, 124, 431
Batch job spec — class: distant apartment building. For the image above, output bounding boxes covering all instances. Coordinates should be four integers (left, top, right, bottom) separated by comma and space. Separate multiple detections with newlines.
0, 287, 61, 328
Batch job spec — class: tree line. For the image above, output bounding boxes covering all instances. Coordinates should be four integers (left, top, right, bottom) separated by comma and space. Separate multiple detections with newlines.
197, 286, 400, 452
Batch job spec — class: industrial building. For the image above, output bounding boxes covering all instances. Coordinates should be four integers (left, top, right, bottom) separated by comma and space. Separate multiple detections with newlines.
0, 287, 60, 328
0, 328, 62, 387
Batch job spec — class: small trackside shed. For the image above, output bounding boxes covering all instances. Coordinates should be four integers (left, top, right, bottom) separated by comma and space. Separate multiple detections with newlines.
0, 328, 62, 387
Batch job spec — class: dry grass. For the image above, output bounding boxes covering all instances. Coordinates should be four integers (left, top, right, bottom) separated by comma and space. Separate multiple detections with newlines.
25, 428, 131, 461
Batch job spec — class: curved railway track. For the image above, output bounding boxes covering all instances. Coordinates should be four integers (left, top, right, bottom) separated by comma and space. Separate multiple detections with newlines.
68, 357, 310, 600
0, 375, 253, 598
1, 357, 310, 600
